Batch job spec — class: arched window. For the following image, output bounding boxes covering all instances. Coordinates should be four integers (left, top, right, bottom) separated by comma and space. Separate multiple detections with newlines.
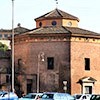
39, 22, 42, 27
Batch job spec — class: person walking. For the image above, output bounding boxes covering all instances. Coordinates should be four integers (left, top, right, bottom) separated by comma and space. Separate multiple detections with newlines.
36, 95, 41, 100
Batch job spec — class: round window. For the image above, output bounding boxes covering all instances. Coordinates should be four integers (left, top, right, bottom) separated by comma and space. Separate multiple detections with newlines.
67, 22, 72, 26
52, 21, 57, 26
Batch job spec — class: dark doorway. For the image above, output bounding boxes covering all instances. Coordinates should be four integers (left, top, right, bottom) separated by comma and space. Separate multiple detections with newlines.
27, 79, 33, 93
85, 86, 92, 94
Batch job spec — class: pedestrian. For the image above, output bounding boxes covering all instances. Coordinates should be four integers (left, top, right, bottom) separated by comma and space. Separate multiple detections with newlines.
36, 95, 41, 100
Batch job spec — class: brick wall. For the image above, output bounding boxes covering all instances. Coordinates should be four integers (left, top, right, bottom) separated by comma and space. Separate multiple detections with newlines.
70, 37, 100, 94
14, 38, 71, 93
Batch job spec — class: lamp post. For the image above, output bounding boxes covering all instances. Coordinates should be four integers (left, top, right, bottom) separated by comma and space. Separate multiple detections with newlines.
63, 80, 67, 93
37, 52, 44, 93
12, 0, 15, 92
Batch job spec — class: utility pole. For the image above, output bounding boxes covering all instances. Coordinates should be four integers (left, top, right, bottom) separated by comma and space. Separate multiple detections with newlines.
37, 52, 44, 93
12, 0, 15, 92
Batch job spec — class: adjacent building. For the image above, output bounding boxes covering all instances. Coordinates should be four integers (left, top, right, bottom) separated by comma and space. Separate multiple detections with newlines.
0, 24, 30, 91
13, 8, 100, 95
0, 24, 30, 49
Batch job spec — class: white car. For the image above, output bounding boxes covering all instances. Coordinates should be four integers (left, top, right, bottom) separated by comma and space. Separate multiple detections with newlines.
19, 93, 43, 100
0, 91, 18, 100
41, 92, 75, 100
73, 94, 91, 100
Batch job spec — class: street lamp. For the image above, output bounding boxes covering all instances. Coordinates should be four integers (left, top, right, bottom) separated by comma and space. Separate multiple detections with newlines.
63, 80, 67, 93
37, 52, 44, 93
11, 0, 15, 92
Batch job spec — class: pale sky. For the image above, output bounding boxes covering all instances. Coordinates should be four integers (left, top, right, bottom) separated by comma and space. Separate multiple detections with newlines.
0, 0, 100, 33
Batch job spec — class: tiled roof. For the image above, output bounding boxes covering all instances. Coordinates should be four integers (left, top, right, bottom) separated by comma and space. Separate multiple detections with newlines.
0, 29, 11, 32
35, 8, 79, 22
64, 27, 100, 36
0, 26, 30, 34
14, 26, 30, 34
22, 26, 100, 38
27, 26, 69, 34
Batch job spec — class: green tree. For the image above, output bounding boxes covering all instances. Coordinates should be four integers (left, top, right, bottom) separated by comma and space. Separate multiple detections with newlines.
0, 42, 8, 51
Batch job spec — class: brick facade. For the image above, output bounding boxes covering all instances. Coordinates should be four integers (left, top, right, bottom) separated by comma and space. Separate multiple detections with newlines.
70, 37, 100, 94
14, 34, 71, 94
13, 8, 100, 95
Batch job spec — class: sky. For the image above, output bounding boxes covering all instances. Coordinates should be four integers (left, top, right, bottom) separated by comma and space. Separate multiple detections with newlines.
0, 0, 100, 33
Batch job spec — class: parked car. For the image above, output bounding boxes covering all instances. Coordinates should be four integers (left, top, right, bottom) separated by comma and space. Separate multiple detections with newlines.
19, 93, 43, 100
0, 91, 18, 100
73, 94, 91, 100
90, 94, 100, 100
41, 92, 75, 100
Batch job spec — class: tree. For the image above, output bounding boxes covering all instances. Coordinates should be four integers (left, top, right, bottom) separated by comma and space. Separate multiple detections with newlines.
0, 42, 8, 51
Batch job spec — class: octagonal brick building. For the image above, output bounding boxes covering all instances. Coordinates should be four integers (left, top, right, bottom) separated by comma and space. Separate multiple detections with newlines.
14, 8, 100, 95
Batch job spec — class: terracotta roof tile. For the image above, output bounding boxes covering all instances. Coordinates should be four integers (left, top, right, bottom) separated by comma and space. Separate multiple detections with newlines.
14, 26, 30, 34
16, 26, 100, 38
28, 26, 69, 34
0, 29, 11, 32
35, 8, 79, 22
0, 26, 30, 34
65, 27, 100, 36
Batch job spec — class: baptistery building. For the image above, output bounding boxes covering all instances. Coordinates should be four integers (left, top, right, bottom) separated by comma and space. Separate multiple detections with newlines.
13, 8, 100, 95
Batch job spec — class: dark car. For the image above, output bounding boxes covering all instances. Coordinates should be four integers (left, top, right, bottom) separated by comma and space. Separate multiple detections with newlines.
73, 94, 91, 100
90, 94, 100, 100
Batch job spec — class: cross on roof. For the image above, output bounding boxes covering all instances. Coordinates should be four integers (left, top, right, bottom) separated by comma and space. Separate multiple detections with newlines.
55, 0, 58, 8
